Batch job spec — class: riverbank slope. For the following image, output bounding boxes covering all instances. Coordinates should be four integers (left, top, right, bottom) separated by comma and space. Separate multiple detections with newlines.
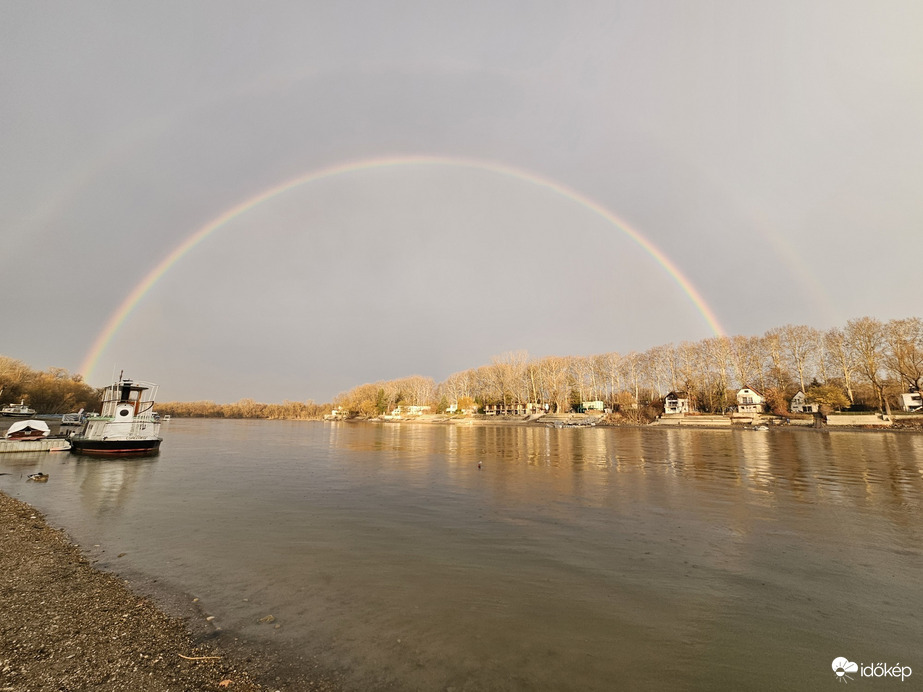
0, 491, 270, 692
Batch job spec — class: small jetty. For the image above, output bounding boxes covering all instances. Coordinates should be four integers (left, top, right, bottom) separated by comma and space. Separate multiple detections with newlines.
0, 438, 71, 453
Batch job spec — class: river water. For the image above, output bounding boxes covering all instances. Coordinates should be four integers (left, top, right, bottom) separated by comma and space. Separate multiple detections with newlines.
2, 420, 922, 690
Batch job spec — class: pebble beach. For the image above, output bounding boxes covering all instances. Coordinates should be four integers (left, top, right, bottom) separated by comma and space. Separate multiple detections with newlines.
0, 490, 337, 692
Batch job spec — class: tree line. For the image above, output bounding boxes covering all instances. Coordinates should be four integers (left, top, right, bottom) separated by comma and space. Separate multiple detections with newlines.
0, 357, 101, 414
155, 399, 330, 419
0, 356, 329, 420
334, 316, 923, 419
3, 316, 920, 421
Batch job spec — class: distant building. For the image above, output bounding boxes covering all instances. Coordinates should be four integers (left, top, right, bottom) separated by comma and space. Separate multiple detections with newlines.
900, 391, 923, 412
483, 403, 542, 416
663, 391, 690, 414
790, 391, 819, 414
737, 387, 766, 414
390, 405, 431, 416
446, 401, 478, 415
578, 400, 605, 413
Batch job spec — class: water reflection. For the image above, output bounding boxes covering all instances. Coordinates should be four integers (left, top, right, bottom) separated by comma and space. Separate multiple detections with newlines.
325, 423, 923, 521
70, 456, 158, 517
1, 421, 921, 691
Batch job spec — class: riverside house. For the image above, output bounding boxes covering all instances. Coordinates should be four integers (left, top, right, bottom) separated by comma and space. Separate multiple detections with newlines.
483, 402, 543, 416
790, 391, 819, 414
577, 400, 605, 413
663, 391, 690, 414
900, 391, 923, 412
736, 387, 766, 414
445, 401, 479, 415
390, 405, 431, 416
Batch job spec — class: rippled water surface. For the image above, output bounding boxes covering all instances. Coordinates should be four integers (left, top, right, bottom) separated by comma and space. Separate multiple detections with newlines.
2, 420, 922, 690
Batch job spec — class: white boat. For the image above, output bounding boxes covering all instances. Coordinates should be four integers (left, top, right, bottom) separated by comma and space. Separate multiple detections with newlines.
1, 401, 37, 417
70, 376, 163, 456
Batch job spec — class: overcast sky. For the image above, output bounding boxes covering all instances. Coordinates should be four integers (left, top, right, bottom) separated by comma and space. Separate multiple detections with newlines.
2, 1, 922, 403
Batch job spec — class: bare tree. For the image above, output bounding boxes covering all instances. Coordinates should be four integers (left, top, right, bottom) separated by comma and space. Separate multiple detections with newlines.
779, 324, 820, 394
823, 327, 855, 404
534, 356, 571, 413
763, 328, 790, 391
884, 317, 923, 392
845, 317, 887, 411
622, 352, 643, 413
705, 337, 733, 412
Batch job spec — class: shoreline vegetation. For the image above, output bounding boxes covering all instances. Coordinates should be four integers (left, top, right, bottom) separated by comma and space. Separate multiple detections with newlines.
2, 315, 921, 428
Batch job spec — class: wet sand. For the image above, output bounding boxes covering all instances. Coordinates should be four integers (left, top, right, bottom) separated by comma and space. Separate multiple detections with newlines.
0, 490, 340, 692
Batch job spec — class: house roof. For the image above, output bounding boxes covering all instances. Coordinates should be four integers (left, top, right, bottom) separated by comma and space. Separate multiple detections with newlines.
665, 391, 689, 399
738, 386, 763, 396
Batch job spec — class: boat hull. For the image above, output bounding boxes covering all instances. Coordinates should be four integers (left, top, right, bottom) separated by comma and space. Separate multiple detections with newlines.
70, 437, 162, 456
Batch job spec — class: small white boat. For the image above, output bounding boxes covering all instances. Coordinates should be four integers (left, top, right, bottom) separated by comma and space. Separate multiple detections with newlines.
1, 401, 36, 417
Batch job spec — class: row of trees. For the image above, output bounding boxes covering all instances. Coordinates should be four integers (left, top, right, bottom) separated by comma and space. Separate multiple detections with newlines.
4, 315, 920, 420
0, 355, 330, 420
334, 316, 923, 418
155, 399, 330, 419
0, 357, 101, 414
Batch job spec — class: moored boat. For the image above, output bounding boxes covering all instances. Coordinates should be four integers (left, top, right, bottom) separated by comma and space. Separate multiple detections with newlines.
4, 419, 51, 440
1, 401, 37, 417
70, 376, 163, 456
61, 409, 86, 427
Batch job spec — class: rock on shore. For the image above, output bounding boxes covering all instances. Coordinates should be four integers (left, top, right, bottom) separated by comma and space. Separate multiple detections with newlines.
0, 491, 266, 692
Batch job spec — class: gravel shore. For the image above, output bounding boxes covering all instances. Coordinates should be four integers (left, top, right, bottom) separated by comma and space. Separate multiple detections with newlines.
0, 490, 287, 692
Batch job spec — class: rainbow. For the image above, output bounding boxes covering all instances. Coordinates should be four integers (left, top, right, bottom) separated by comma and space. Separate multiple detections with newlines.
80, 155, 726, 382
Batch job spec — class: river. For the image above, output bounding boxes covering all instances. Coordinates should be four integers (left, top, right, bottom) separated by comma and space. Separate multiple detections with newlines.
1, 420, 921, 690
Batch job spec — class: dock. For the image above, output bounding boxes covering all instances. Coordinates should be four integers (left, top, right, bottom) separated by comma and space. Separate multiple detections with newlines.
0, 438, 71, 453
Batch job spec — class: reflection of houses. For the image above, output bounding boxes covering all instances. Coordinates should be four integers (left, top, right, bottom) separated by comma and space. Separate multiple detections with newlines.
790, 391, 819, 414
737, 387, 765, 414
900, 391, 923, 412
483, 402, 544, 416
663, 391, 690, 414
